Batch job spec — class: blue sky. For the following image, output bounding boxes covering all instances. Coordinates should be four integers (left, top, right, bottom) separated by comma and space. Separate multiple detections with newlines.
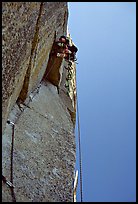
68, 2, 136, 202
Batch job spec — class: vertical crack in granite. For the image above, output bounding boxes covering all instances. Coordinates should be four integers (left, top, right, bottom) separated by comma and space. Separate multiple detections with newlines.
17, 2, 44, 103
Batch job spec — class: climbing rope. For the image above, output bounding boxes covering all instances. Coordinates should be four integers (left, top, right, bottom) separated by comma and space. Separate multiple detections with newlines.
76, 88, 83, 202
65, 56, 84, 204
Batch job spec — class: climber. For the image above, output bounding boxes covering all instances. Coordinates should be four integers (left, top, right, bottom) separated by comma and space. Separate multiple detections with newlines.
59, 36, 78, 61
54, 35, 78, 62
56, 35, 70, 58
68, 44, 78, 61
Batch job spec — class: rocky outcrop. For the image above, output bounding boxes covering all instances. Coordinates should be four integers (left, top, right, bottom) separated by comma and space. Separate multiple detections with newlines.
2, 2, 77, 202
2, 2, 68, 133
2, 81, 76, 202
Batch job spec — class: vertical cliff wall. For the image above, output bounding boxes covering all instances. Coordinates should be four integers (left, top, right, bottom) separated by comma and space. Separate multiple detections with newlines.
2, 2, 68, 133
2, 2, 77, 202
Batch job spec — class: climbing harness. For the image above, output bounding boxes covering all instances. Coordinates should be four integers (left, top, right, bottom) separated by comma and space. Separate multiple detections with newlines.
2, 120, 17, 202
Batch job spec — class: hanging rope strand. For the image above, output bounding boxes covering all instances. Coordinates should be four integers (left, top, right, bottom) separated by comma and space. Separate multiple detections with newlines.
76, 89, 83, 202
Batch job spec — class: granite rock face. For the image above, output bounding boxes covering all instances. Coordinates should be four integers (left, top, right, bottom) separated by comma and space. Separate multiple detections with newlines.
2, 2, 68, 133
2, 2, 77, 202
2, 82, 76, 202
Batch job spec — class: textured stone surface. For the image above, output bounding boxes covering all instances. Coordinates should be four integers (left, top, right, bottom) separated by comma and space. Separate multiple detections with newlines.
2, 2, 40, 133
2, 82, 76, 202
2, 2, 77, 202
2, 2, 68, 134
